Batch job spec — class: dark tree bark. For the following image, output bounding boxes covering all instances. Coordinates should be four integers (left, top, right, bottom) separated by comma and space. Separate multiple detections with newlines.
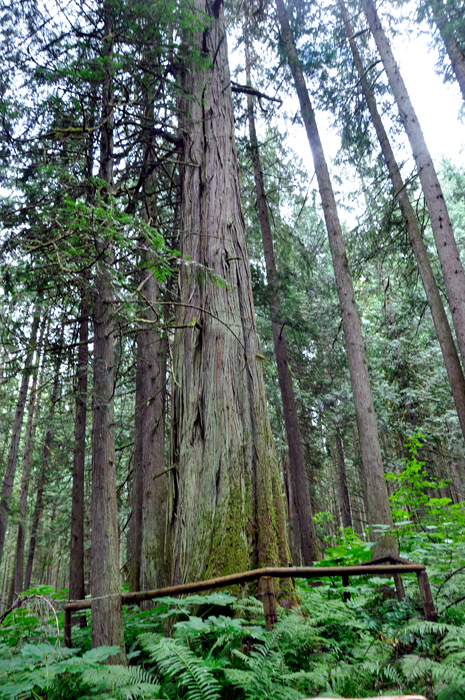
334, 431, 352, 530
340, 0, 465, 448
69, 293, 88, 615
90, 4, 126, 662
361, 0, 465, 374
129, 250, 169, 593
275, 0, 395, 557
171, 0, 291, 585
0, 312, 40, 569
128, 97, 170, 594
244, 32, 316, 565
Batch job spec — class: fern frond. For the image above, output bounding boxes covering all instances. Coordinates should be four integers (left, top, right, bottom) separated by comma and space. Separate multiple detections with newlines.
139, 634, 221, 700
80, 664, 160, 699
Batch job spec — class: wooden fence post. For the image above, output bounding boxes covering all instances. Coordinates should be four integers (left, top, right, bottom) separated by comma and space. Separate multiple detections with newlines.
260, 576, 278, 631
64, 608, 72, 647
393, 573, 405, 601
341, 573, 351, 601
416, 570, 437, 621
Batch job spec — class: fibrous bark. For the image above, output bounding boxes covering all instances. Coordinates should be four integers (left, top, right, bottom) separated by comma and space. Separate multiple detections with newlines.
171, 0, 291, 585
244, 31, 316, 565
361, 0, 465, 374
275, 0, 396, 557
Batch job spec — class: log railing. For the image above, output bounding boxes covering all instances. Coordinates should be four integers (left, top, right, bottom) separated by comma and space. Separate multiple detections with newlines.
64, 555, 437, 646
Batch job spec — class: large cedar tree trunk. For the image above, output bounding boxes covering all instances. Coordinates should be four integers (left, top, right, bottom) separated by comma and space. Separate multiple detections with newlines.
171, 0, 290, 585
275, 0, 396, 557
244, 33, 316, 565
362, 0, 465, 373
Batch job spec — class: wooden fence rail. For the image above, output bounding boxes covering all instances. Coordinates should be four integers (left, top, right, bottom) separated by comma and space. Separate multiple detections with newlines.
63, 557, 437, 646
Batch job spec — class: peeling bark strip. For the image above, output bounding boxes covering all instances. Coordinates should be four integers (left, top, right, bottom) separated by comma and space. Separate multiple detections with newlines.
339, 0, 465, 447
171, 0, 290, 584
362, 0, 465, 374
274, 0, 395, 557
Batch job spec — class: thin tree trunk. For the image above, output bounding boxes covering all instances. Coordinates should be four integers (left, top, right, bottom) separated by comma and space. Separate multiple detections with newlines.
1, 529, 14, 613
340, 0, 465, 447
90, 3, 126, 662
335, 431, 352, 529
244, 31, 316, 565
129, 95, 170, 593
12, 321, 46, 598
24, 359, 60, 590
69, 294, 88, 622
361, 0, 465, 374
0, 313, 40, 568
429, 0, 465, 102
171, 0, 291, 585
275, 0, 395, 557
69, 87, 95, 610
128, 355, 143, 592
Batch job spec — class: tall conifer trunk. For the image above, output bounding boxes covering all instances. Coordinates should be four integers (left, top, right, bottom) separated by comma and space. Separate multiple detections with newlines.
361, 0, 465, 373
275, 0, 395, 556
244, 32, 316, 565
129, 99, 170, 594
339, 0, 465, 448
90, 3, 126, 662
171, 0, 290, 584
69, 296, 88, 614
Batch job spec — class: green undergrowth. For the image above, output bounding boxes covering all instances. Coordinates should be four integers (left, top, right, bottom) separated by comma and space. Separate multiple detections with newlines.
2, 553, 465, 700
3, 439, 465, 700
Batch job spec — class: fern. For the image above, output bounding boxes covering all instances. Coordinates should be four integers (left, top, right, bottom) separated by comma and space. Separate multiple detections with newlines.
225, 622, 301, 700
139, 633, 221, 700
79, 664, 161, 699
